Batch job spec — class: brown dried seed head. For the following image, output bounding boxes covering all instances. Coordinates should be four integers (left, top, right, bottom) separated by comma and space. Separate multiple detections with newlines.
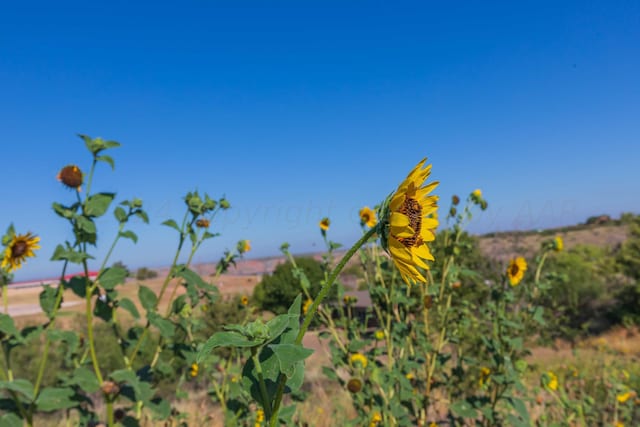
347, 378, 362, 393
100, 380, 120, 396
57, 165, 83, 190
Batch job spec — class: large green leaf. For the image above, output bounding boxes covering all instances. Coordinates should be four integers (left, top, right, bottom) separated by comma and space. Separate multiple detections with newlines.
0, 314, 21, 339
450, 400, 478, 418
197, 331, 260, 362
0, 379, 34, 401
0, 413, 23, 427
268, 343, 313, 377
35, 387, 76, 411
99, 266, 128, 290
118, 298, 140, 319
138, 286, 157, 311
84, 193, 115, 218
39, 285, 59, 319
148, 313, 175, 339
71, 367, 100, 393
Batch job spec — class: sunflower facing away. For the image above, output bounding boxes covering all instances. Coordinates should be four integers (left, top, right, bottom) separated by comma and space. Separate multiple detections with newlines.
378, 158, 439, 285
1, 232, 41, 273
507, 257, 527, 286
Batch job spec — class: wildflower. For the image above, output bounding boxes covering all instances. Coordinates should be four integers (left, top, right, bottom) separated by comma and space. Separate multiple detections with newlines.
546, 371, 558, 391
479, 367, 491, 387
405, 372, 415, 380
240, 295, 249, 306
472, 189, 482, 198
239, 239, 251, 253
195, 218, 210, 228
554, 236, 564, 252
369, 411, 382, 427
374, 330, 385, 340
506, 257, 527, 286
319, 217, 330, 231
347, 377, 362, 393
350, 353, 368, 369
615, 422, 624, 427
302, 298, 312, 315
617, 391, 632, 403
57, 165, 83, 191
359, 206, 377, 228
378, 158, 439, 285
1, 232, 40, 273
343, 295, 357, 305
189, 363, 199, 377
429, 423, 438, 427
255, 408, 265, 427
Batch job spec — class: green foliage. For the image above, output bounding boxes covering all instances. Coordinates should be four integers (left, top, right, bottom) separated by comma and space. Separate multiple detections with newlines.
135, 266, 158, 280
253, 257, 326, 314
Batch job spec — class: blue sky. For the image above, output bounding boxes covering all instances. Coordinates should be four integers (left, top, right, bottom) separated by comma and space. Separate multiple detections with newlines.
1, 1, 639, 281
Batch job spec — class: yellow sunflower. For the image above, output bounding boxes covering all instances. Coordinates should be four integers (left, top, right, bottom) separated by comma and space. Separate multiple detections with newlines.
359, 206, 377, 228
189, 363, 199, 377
554, 236, 563, 252
378, 158, 438, 285
546, 371, 558, 391
302, 298, 313, 314
240, 295, 249, 306
241, 240, 251, 253
506, 257, 527, 286
350, 353, 368, 368
319, 217, 330, 231
2, 232, 41, 273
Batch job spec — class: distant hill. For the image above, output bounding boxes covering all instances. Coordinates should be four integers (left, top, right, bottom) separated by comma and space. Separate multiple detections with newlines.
478, 222, 629, 262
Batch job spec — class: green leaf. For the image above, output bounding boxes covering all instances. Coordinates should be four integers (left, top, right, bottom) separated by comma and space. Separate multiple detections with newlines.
148, 313, 175, 339
71, 367, 100, 393
39, 285, 59, 319
135, 210, 149, 224
96, 154, 115, 170
76, 216, 96, 234
450, 400, 478, 418
0, 314, 21, 339
174, 267, 208, 289
119, 230, 138, 243
114, 206, 127, 223
84, 193, 115, 218
118, 298, 140, 319
0, 413, 23, 427
35, 387, 76, 411
146, 397, 171, 420
197, 331, 259, 362
52, 202, 76, 219
268, 343, 314, 377
507, 397, 530, 424
50, 245, 94, 264
99, 266, 128, 290
0, 379, 35, 401
162, 219, 181, 232
138, 286, 157, 312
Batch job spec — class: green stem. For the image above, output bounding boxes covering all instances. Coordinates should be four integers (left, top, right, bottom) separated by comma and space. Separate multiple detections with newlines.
269, 227, 376, 426
252, 347, 273, 420
2, 282, 7, 315
534, 251, 549, 284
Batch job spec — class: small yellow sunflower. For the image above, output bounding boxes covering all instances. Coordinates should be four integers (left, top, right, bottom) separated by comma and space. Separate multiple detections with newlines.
57, 165, 84, 191
302, 298, 313, 315
255, 408, 265, 427
242, 240, 251, 252
546, 371, 558, 391
554, 236, 563, 252
369, 411, 382, 427
240, 295, 249, 306
472, 189, 482, 198
350, 353, 368, 368
479, 367, 491, 387
319, 217, 330, 231
617, 391, 632, 403
506, 257, 527, 286
2, 232, 41, 273
378, 158, 438, 285
359, 206, 377, 228
189, 363, 199, 377
374, 330, 385, 340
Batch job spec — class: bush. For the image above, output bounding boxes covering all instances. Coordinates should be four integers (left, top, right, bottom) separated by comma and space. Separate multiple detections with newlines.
253, 257, 327, 314
136, 266, 158, 280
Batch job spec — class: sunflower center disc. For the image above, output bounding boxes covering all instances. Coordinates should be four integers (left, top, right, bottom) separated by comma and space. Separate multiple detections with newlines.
398, 197, 422, 248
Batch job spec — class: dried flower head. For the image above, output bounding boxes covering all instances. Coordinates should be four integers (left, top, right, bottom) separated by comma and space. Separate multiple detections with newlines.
57, 165, 83, 191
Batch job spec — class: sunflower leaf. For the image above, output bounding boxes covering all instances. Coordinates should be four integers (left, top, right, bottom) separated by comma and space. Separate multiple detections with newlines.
84, 193, 115, 218
96, 155, 115, 170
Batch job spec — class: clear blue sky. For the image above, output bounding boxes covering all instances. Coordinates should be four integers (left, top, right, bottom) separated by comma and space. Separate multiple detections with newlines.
2, 1, 639, 281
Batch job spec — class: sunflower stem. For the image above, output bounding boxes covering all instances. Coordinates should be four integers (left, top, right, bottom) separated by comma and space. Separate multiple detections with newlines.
268, 226, 376, 426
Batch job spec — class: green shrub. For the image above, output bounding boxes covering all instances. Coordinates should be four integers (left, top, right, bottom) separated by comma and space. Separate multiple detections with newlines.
253, 257, 327, 314
135, 266, 158, 280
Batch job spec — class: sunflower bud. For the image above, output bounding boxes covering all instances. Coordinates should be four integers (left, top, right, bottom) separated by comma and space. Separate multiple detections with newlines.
195, 218, 210, 228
